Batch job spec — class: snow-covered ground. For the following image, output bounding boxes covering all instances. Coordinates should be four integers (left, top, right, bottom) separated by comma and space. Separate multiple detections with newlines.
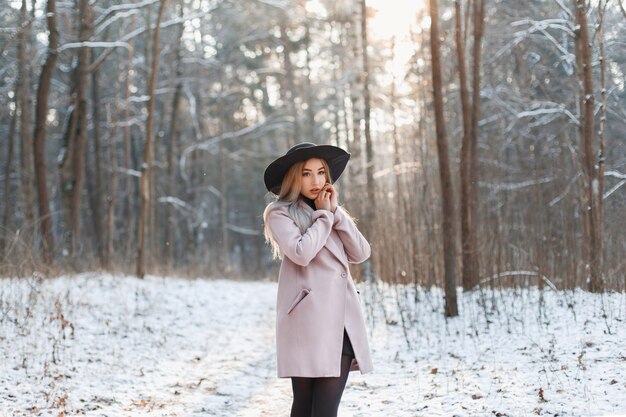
0, 273, 624, 417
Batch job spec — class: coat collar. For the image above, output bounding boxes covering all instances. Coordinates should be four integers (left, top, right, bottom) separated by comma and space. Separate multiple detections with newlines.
297, 200, 348, 266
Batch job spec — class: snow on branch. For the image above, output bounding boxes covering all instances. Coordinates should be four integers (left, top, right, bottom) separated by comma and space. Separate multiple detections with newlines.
179, 114, 293, 181
549, 172, 580, 207
511, 18, 575, 38
253, 0, 291, 10
57, 41, 132, 53
226, 224, 261, 236
157, 196, 205, 226
554, 0, 575, 20
506, 18, 576, 73
472, 270, 559, 291
604, 180, 625, 199
94, 9, 141, 37
517, 104, 580, 126
119, 6, 222, 44
0, 13, 37, 57
94, 0, 160, 28
479, 176, 555, 191
115, 167, 141, 177
157, 196, 197, 213
604, 169, 626, 200
605, 170, 626, 180
90, 4, 223, 72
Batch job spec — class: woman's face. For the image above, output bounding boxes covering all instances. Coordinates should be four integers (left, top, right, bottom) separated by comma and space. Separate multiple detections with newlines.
300, 158, 328, 200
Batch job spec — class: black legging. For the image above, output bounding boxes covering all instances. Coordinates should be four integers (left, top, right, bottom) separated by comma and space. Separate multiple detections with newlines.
290, 354, 353, 417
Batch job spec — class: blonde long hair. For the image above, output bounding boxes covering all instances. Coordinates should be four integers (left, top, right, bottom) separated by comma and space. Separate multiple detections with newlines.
263, 158, 332, 259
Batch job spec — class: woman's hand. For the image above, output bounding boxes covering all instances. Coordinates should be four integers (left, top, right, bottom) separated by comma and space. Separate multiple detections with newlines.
314, 186, 332, 211
323, 183, 338, 213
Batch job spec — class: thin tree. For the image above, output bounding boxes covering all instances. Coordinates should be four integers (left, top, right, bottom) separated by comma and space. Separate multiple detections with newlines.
59, 0, 91, 257
137, 0, 167, 278
454, 0, 475, 290
86, 48, 105, 266
17, 0, 35, 242
165, 1, 185, 271
595, 0, 608, 290
429, 0, 458, 317
33, 0, 59, 263
466, 0, 485, 289
574, 0, 602, 292
279, 13, 299, 146
360, 0, 375, 224
1, 82, 18, 256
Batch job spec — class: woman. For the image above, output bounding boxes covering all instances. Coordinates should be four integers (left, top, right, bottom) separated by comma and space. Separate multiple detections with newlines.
263, 142, 373, 417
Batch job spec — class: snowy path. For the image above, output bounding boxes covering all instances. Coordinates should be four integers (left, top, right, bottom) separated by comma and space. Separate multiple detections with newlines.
1, 273, 625, 416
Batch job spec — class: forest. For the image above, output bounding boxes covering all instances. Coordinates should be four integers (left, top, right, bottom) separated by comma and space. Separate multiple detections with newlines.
1, 1, 626, 415
1, 0, 625, 298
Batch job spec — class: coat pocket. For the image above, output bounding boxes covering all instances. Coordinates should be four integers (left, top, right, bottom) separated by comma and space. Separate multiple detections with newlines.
287, 288, 311, 315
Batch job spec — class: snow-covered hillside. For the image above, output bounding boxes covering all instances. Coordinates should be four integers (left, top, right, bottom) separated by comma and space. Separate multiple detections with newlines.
0, 273, 624, 416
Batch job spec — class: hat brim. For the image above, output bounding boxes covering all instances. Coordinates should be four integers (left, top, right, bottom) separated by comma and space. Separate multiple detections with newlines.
264, 144, 350, 195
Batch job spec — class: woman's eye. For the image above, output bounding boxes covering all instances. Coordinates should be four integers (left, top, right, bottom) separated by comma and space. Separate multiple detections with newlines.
303, 172, 310, 177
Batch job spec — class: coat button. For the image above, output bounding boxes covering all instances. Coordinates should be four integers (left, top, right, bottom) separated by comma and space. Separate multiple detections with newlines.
341, 272, 347, 278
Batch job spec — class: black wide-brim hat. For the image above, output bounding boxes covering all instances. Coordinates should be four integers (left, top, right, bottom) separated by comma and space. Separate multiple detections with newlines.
264, 142, 351, 195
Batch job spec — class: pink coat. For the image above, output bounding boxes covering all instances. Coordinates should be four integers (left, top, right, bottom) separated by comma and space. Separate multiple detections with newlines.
266, 200, 374, 378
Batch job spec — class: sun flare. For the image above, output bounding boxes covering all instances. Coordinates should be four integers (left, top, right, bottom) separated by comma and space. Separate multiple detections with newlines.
368, 0, 427, 95
368, 0, 426, 41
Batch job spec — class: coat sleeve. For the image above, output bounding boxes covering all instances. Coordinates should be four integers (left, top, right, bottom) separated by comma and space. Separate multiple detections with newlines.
267, 206, 334, 267
332, 207, 371, 264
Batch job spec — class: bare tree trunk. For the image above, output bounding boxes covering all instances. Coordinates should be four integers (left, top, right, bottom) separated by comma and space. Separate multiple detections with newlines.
165, 1, 184, 271
33, 0, 59, 263
104, 65, 121, 270
454, 0, 474, 290
346, 8, 363, 281
429, 0, 458, 317
1, 82, 18, 255
87, 62, 104, 266
348, 17, 362, 177
123, 7, 137, 256
574, 0, 601, 292
595, 0, 607, 288
467, 0, 485, 289
17, 0, 35, 240
303, 21, 315, 141
279, 16, 298, 146
59, 0, 91, 259
360, 0, 376, 228
72, 0, 91, 258
137, 0, 166, 278
220, 145, 229, 274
